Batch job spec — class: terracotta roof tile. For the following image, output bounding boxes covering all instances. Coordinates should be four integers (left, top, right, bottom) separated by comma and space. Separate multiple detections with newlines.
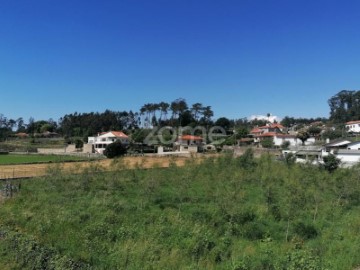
346, 120, 360, 125
179, 135, 203, 141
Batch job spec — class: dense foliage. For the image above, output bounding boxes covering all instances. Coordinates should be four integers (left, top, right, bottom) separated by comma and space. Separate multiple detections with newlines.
329, 90, 360, 123
103, 141, 127, 158
1, 154, 360, 269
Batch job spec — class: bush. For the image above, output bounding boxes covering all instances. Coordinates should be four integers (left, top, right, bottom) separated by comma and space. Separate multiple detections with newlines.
294, 222, 318, 240
261, 138, 274, 148
281, 141, 290, 150
323, 154, 341, 173
75, 139, 84, 149
103, 141, 127, 158
237, 148, 256, 169
284, 152, 296, 166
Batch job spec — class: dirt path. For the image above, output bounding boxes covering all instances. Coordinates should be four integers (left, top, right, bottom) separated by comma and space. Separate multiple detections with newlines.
0, 156, 190, 179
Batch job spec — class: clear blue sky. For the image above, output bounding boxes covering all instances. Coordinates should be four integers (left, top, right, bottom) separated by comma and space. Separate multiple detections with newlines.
1, 0, 359, 122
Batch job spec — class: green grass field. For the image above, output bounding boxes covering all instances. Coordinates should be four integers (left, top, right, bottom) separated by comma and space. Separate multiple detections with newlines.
0, 154, 87, 165
1, 152, 360, 269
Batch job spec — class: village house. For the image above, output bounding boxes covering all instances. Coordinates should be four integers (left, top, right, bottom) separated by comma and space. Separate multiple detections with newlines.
87, 131, 129, 154
345, 120, 360, 133
175, 135, 203, 153
285, 139, 360, 167
250, 123, 315, 147
321, 139, 360, 166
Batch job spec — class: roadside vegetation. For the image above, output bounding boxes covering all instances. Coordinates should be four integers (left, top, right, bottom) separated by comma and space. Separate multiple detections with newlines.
1, 152, 360, 269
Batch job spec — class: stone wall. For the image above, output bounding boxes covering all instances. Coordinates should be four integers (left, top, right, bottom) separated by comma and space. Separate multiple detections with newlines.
38, 144, 76, 154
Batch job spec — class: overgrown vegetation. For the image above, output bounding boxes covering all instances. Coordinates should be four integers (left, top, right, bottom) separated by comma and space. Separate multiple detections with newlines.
0, 154, 360, 269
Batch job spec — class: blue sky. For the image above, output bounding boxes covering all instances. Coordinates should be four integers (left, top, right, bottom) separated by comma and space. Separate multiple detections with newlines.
1, 0, 359, 122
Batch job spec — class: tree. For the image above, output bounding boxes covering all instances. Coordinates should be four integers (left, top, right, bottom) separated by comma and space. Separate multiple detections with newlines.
328, 90, 360, 123
297, 129, 310, 145
215, 117, 231, 133
234, 127, 249, 139
16, 117, 26, 132
191, 103, 203, 122
321, 129, 343, 140
159, 102, 170, 122
104, 141, 127, 158
308, 126, 322, 138
200, 106, 214, 126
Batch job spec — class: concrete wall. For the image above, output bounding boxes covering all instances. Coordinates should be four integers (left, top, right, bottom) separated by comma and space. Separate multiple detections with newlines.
180, 145, 198, 153
333, 150, 360, 164
38, 144, 77, 154
230, 146, 280, 157
37, 148, 66, 154
83, 144, 94, 153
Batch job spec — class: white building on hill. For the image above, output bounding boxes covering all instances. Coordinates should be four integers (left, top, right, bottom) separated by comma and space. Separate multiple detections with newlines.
346, 120, 360, 133
88, 131, 129, 154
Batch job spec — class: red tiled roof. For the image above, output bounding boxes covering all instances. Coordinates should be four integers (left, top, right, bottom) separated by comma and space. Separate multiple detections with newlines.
258, 132, 278, 137
15, 132, 28, 137
111, 131, 129, 138
99, 131, 128, 138
180, 135, 203, 141
239, 138, 254, 142
275, 134, 296, 138
258, 123, 284, 129
346, 120, 360, 125
250, 128, 262, 134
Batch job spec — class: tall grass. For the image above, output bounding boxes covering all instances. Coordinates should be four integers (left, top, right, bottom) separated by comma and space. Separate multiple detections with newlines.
1, 152, 360, 269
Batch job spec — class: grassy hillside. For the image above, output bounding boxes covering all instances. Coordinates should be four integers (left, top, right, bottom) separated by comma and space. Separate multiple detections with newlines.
1, 152, 360, 269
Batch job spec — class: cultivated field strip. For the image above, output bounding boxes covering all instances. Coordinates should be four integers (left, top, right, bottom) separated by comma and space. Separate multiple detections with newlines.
0, 156, 190, 180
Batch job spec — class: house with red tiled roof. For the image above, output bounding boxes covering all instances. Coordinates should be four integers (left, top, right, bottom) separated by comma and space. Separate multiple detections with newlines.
345, 120, 360, 133
15, 132, 29, 138
177, 135, 203, 145
250, 123, 315, 147
174, 135, 204, 153
88, 131, 129, 154
250, 123, 285, 136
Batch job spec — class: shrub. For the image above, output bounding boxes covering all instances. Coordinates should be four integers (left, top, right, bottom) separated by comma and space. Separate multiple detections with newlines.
104, 141, 127, 158
261, 138, 274, 148
323, 154, 341, 173
281, 141, 290, 150
238, 148, 256, 169
75, 139, 84, 149
284, 152, 296, 166
294, 222, 318, 240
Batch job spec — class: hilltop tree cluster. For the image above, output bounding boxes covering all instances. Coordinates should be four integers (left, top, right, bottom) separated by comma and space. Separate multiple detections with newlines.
328, 90, 360, 123
139, 98, 214, 128
2, 90, 360, 143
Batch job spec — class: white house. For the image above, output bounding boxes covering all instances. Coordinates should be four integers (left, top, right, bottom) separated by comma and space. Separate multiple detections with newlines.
335, 150, 360, 165
88, 131, 129, 154
321, 139, 360, 166
346, 141, 360, 150
273, 134, 315, 147
175, 135, 203, 153
323, 139, 352, 152
345, 120, 360, 133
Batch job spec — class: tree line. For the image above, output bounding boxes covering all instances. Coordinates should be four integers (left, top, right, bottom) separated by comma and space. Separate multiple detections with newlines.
1, 90, 360, 142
